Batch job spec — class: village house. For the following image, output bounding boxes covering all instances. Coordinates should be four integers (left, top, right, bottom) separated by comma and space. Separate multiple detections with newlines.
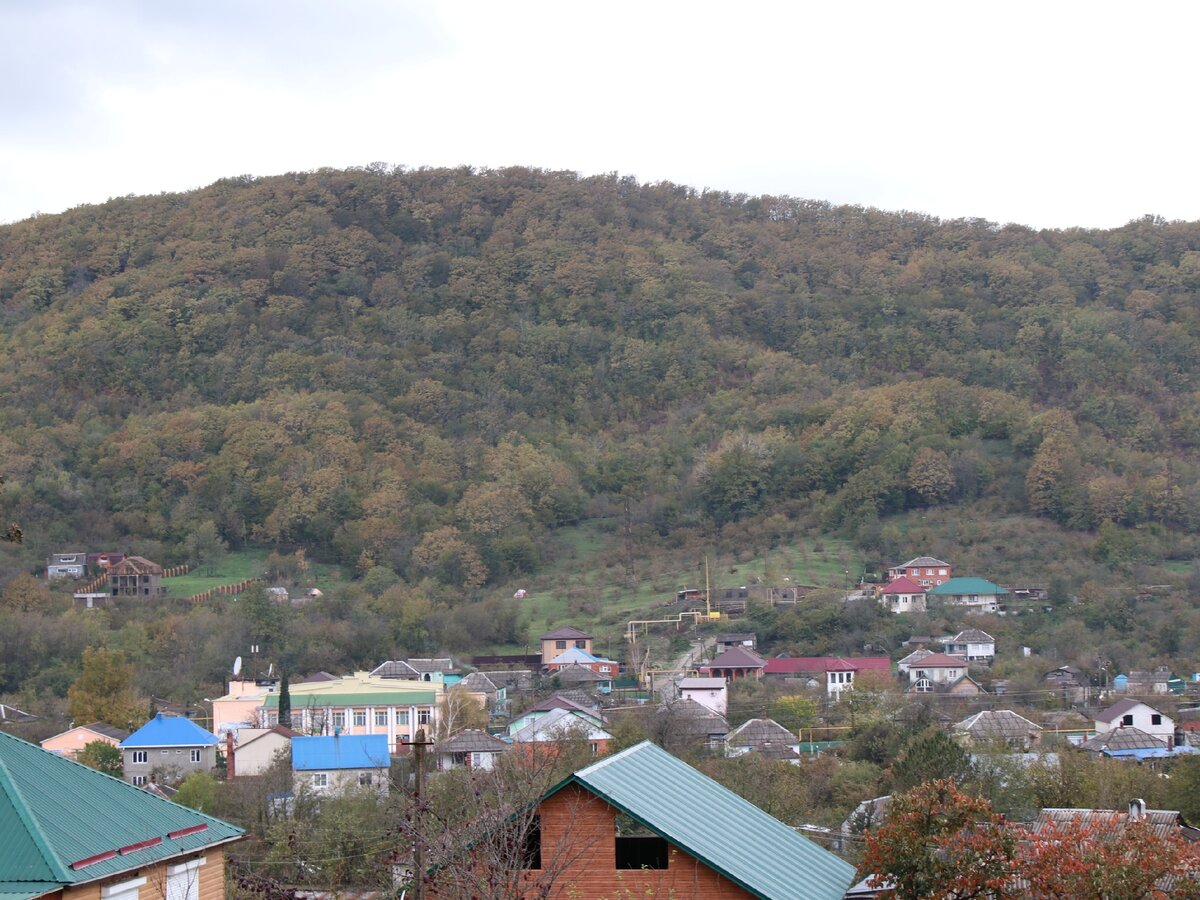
953, 709, 1042, 750
510, 706, 613, 757
1078, 726, 1175, 758
676, 676, 728, 716
548, 662, 614, 694
724, 718, 801, 762
714, 632, 758, 653
46, 552, 87, 579
0, 704, 38, 730
654, 699, 730, 751
543, 647, 620, 676
878, 576, 927, 613
228, 725, 296, 777
761, 656, 891, 698
508, 696, 606, 737
40, 722, 129, 759
0, 730, 243, 900
926, 577, 1007, 614
292, 733, 390, 795
1043, 665, 1089, 704
433, 729, 509, 772
698, 645, 766, 681
455, 740, 856, 899
108, 556, 167, 597
901, 652, 970, 692
940, 629, 996, 662
886, 556, 952, 586
120, 714, 219, 786
1094, 699, 1175, 747
540, 626, 593, 666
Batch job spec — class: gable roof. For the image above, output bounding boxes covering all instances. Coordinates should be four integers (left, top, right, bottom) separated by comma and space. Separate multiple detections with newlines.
701, 646, 766, 670
763, 656, 890, 676
545, 741, 855, 899
551, 663, 610, 684
0, 706, 38, 725
433, 729, 508, 755
0, 731, 241, 896
927, 577, 1007, 596
120, 714, 218, 749
1097, 698, 1167, 723
1079, 726, 1167, 752
291, 734, 390, 771
546, 647, 608, 666
527, 694, 601, 717
881, 576, 926, 594
540, 626, 591, 641
949, 629, 994, 643
907, 652, 965, 668
370, 660, 421, 679
510, 708, 612, 743
235, 725, 297, 751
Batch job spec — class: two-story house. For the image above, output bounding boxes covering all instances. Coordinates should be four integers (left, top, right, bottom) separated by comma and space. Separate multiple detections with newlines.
120, 714, 219, 786
540, 626, 593, 665
926, 577, 1007, 614
108, 556, 167, 597
940, 629, 996, 662
878, 576, 928, 613
292, 733, 390, 795
46, 552, 87, 579
886, 557, 952, 586
762, 656, 892, 698
1095, 699, 1175, 748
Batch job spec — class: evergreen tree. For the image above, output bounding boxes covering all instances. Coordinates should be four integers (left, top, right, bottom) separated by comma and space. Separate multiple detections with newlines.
278, 669, 291, 728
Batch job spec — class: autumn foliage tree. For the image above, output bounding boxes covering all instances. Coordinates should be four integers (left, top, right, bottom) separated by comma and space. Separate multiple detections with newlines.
67, 647, 146, 729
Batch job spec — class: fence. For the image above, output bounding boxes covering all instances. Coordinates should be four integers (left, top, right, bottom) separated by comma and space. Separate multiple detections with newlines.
189, 578, 262, 603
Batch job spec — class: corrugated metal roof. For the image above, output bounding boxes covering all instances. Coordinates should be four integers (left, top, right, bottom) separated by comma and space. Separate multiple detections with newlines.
554, 741, 855, 899
119, 714, 217, 748
928, 577, 1007, 595
0, 731, 241, 891
291, 735, 390, 771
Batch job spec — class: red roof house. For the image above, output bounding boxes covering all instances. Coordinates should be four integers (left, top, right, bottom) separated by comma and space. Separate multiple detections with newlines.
762, 657, 892, 697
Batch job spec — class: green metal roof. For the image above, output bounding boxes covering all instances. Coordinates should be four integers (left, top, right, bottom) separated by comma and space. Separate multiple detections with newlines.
546, 741, 856, 900
0, 731, 242, 896
262, 691, 437, 708
927, 577, 1008, 595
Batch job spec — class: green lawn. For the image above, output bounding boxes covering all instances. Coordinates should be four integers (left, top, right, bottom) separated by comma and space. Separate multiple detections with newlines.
164, 550, 343, 599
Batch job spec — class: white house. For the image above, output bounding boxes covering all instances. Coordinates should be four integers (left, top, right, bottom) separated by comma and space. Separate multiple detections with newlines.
878, 576, 927, 614
46, 553, 87, 579
903, 653, 967, 692
940, 629, 996, 662
433, 729, 508, 771
678, 677, 728, 716
1095, 699, 1174, 748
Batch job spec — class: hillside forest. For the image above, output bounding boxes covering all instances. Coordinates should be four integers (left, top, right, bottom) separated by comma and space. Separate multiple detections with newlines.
2, 166, 1200, 707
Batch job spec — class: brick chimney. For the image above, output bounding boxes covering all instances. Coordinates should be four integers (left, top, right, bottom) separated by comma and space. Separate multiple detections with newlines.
226, 730, 235, 780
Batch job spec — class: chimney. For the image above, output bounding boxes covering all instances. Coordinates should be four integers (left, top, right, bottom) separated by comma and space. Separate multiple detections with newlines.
226, 730, 235, 780
1128, 798, 1146, 822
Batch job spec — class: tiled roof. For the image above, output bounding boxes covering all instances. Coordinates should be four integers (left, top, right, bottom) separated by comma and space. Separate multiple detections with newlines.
510, 708, 612, 743
291, 734, 390, 771
701, 646, 766, 670
954, 710, 1041, 740
950, 629, 994, 643
528, 695, 601, 717
550, 741, 856, 899
763, 656, 891, 675
1096, 698, 1166, 724
927, 577, 1007, 596
540, 626, 591, 641
120, 713, 218, 749
370, 660, 420, 678
897, 649, 933, 667
1079, 726, 1167, 752
552, 664, 609, 683
406, 658, 458, 674
433, 729, 508, 754
459, 672, 499, 694
881, 577, 925, 594
727, 718, 795, 748
0, 731, 242, 895
1031, 807, 1184, 840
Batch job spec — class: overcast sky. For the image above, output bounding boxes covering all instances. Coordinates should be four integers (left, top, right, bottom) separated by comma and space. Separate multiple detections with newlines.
2, 1, 1197, 230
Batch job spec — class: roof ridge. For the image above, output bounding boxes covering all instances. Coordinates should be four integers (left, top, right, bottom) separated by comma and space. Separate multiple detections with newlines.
571, 739, 648, 778
0, 739, 74, 883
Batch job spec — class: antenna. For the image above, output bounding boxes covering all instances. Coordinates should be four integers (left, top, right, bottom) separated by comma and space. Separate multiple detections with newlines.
267, 663, 274, 677
232, 656, 243, 676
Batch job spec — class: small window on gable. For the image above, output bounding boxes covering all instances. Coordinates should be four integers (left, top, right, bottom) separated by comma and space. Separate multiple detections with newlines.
615, 813, 668, 870
1123, 714, 1134, 726
1152, 714, 1162, 725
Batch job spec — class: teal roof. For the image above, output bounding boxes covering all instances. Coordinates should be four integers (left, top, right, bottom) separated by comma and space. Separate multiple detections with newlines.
262, 691, 437, 708
927, 577, 1008, 596
0, 731, 242, 897
546, 741, 855, 900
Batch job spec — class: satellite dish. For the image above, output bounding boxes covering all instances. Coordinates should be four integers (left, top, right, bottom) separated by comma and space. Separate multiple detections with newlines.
232, 656, 243, 676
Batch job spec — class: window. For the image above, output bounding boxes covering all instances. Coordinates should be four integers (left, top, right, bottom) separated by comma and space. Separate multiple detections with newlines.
161, 749, 170, 756
376, 710, 388, 727
1123, 714, 1134, 726
132, 775, 147, 786
166, 858, 206, 900
555, 640, 566, 650
189, 749, 202, 763
354, 710, 367, 727
599, 665, 611, 673
915, 679, 932, 693
574, 639, 587, 649
397, 710, 410, 726
332, 712, 346, 729
133, 750, 148, 764
1151, 714, 1163, 726
267, 712, 278, 726
939, 568, 947, 575
101, 875, 147, 900
418, 709, 431, 726
358, 772, 374, 786
312, 773, 328, 788
615, 814, 667, 869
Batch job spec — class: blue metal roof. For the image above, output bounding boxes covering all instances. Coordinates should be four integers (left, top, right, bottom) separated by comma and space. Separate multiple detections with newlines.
119, 714, 218, 748
547, 741, 855, 900
291, 735, 390, 771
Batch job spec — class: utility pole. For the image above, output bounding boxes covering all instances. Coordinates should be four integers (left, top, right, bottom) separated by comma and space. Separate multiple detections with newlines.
412, 728, 427, 900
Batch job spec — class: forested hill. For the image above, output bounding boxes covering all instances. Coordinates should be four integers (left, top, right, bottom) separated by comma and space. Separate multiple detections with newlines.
2, 166, 1199, 583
